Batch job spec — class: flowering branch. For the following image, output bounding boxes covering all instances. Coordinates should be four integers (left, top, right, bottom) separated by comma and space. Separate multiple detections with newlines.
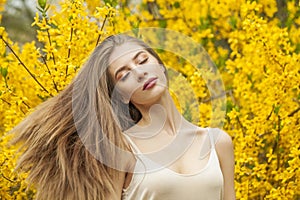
37, 0, 56, 66
0, 159, 15, 183
0, 35, 51, 96
1, 98, 11, 106
65, 27, 73, 77
46, 27, 56, 65
273, 115, 281, 170
41, 56, 59, 93
288, 106, 300, 117
95, 10, 110, 47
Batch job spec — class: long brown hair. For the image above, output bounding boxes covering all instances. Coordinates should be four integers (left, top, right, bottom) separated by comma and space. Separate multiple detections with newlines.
11, 34, 166, 200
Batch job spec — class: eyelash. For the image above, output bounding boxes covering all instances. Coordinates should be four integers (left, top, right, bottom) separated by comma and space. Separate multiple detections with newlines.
120, 71, 130, 81
139, 57, 148, 64
119, 57, 149, 81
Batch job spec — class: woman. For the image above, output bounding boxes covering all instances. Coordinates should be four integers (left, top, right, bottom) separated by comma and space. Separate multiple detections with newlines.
12, 34, 235, 200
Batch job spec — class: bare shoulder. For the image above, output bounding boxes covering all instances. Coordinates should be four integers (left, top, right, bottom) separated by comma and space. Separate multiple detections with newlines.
212, 128, 233, 148
212, 128, 234, 164
212, 128, 236, 199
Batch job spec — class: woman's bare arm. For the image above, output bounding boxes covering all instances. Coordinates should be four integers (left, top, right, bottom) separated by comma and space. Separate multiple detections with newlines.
216, 130, 236, 200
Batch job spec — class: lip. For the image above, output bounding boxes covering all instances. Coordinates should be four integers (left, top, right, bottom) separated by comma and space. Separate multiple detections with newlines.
143, 77, 158, 90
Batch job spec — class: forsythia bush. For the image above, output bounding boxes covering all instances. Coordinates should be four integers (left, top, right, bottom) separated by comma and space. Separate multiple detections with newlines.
0, 0, 299, 199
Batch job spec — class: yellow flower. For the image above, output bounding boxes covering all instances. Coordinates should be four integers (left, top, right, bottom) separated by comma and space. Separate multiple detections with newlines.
1, 0, 300, 199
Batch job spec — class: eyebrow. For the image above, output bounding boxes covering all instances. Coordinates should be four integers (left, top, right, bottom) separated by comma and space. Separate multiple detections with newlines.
114, 50, 146, 79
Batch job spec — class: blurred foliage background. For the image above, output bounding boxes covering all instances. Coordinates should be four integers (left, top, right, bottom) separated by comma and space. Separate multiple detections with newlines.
1, 0, 36, 43
0, 0, 299, 199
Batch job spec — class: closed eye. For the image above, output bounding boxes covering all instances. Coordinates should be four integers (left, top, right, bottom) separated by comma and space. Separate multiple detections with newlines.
120, 71, 131, 81
139, 57, 148, 65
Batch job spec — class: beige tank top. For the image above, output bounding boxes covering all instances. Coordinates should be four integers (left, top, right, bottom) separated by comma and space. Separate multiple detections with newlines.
122, 128, 224, 200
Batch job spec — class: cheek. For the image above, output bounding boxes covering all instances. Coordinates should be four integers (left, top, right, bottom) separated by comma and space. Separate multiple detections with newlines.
114, 80, 141, 100
156, 67, 168, 85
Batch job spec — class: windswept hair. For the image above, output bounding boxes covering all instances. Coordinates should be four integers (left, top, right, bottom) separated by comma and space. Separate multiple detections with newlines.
11, 34, 166, 200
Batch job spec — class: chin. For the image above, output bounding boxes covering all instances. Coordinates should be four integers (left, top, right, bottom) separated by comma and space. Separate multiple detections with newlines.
131, 87, 167, 106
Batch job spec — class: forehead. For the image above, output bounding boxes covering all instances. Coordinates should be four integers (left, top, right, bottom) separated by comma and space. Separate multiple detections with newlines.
109, 42, 145, 69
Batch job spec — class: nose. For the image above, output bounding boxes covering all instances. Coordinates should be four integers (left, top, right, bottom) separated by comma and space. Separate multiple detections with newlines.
131, 65, 148, 82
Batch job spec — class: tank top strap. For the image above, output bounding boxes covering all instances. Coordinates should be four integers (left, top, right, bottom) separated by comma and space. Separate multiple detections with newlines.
123, 134, 142, 154
207, 127, 215, 149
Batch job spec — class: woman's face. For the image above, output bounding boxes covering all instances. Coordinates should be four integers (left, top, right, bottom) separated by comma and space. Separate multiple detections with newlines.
108, 42, 167, 106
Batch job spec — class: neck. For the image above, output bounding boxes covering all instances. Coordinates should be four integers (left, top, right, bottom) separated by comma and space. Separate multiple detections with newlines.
133, 91, 184, 136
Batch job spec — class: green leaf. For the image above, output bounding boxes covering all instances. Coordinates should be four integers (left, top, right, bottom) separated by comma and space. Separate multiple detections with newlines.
104, 0, 118, 7
229, 16, 237, 29
183, 102, 192, 122
38, 0, 47, 10
158, 19, 167, 28
0, 67, 8, 78
132, 28, 139, 37
131, 20, 140, 29
36, 6, 44, 13
199, 17, 210, 30
174, 2, 180, 8
156, 49, 165, 53
274, 105, 281, 115
226, 100, 234, 113
45, 5, 50, 12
